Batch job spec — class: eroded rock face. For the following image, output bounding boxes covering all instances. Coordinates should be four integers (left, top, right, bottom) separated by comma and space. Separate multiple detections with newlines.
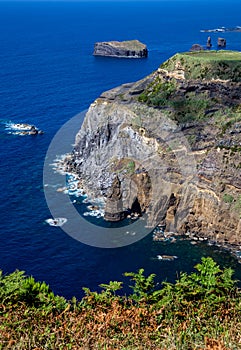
93, 40, 148, 58
65, 51, 241, 244
104, 176, 125, 222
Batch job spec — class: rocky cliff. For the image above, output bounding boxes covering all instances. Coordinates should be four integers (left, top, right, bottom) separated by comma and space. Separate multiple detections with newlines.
93, 40, 148, 58
64, 51, 241, 245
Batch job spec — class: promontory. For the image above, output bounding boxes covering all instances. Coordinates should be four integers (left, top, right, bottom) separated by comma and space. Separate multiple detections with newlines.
93, 40, 148, 58
62, 50, 241, 249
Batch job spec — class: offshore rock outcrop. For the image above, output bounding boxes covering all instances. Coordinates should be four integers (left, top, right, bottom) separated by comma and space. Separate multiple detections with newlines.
65, 51, 241, 246
93, 40, 148, 58
218, 37, 226, 47
206, 36, 212, 48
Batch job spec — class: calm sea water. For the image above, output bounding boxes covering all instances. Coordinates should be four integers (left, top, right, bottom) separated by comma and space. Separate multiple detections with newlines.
1, 0, 241, 299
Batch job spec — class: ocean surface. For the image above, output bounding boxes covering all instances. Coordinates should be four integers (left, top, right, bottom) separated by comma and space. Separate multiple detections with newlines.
1, 0, 241, 299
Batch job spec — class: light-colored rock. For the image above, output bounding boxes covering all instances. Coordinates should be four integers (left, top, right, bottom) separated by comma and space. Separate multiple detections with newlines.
93, 40, 148, 58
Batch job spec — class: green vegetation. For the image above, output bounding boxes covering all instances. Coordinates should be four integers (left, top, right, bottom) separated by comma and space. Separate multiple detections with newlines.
139, 79, 177, 106
1, 258, 241, 349
138, 77, 212, 122
161, 51, 241, 81
223, 193, 234, 203
235, 195, 241, 217
137, 51, 241, 126
214, 105, 241, 135
111, 157, 136, 175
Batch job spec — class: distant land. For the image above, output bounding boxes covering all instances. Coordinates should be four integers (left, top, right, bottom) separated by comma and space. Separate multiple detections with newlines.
201, 26, 241, 33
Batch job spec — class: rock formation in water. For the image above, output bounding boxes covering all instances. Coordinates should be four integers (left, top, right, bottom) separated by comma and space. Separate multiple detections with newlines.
206, 36, 212, 48
93, 40, 148, 58
218, 37, 226, 47
190, 44, 204, 52
64, 50, 241, 246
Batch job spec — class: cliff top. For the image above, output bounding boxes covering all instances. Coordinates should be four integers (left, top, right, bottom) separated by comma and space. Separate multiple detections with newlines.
161, 50, 241, 81
183, 50, 241, 60
97, 40, 147, 50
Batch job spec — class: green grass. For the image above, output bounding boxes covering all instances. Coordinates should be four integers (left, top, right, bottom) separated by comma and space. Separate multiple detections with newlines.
108, 40, 146, 50
138, 77, 213, 122
161, 51, 241, 81
183, 50, 241, 61
223, 193, 234, 203
137, 51, 241, 125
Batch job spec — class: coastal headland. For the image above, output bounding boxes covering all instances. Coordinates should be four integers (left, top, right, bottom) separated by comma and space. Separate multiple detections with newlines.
61, 50, 241, 254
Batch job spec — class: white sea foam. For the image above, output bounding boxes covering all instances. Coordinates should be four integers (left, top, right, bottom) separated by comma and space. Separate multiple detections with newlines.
45, 217, 67, 227
5, 122, 33, 131
51, 156, 106, 220
4, 122, 40, 136
8, 131, 27, 136
83, 209, 104, 218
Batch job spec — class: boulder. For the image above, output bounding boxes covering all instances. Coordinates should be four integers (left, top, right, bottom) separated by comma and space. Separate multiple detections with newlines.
190, 44, 204, 52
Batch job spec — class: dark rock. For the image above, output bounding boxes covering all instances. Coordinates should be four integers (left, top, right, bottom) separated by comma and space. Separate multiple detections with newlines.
206, 36, 212, 48
29, 125, 44, 135
93, 40, 148, 58
218, 37, 226, 47
104, 176, 125, 221
190, 44, 204, 52
29, 125, 38, 135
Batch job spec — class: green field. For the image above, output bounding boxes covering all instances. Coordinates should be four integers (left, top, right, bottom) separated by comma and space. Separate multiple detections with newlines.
182, 50, 241, 61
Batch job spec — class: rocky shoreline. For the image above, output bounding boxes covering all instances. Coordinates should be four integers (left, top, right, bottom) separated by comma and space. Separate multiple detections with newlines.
57, 51, 241, 259
53, 152, 241, 263
153, 226, 241, 263
55, 151, 241, 263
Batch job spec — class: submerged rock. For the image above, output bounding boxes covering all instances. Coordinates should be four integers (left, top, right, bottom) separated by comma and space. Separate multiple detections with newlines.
93, 40, 148, 58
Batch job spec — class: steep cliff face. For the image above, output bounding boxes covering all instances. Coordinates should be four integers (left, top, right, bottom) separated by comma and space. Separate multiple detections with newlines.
93, 40, 148, 58
65, 51, 241, 244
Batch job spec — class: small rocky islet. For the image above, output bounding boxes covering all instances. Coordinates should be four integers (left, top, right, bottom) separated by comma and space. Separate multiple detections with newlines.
93, 40, 148, 58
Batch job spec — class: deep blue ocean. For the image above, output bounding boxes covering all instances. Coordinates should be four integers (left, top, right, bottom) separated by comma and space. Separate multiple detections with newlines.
1, 0, 241, 299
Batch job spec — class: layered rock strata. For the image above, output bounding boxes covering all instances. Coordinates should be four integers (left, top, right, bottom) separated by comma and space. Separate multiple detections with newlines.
64, 51, 241, 246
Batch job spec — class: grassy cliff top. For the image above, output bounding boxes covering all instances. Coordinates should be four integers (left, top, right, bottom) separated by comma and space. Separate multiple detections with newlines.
104, 40, 146, 50
161, 50, 241, 81
182, 50, 241, 61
